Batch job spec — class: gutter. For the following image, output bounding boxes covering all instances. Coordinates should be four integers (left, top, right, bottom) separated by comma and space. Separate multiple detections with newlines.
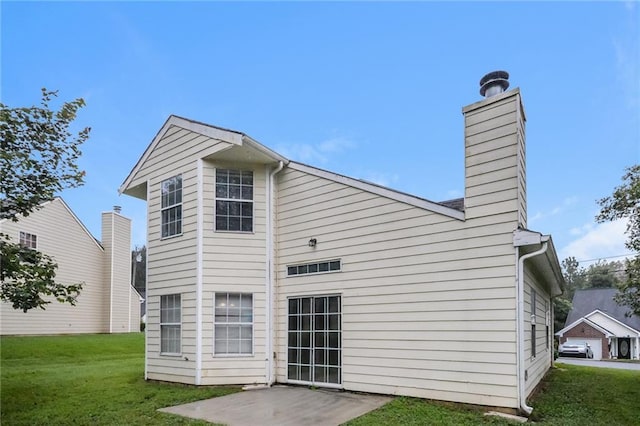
515, 237, 549, 416
266, 161, 284, 385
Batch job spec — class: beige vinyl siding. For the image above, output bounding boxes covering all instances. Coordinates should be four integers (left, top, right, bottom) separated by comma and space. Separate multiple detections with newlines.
138, 126, 233, 383
102, 212, 134, 332
146, 291, 197, 384
523, 268, 552, 397
275, 167, 520, 409
0, 199, 107, 335
199, 161, 268, 385
464, 90, 525, 227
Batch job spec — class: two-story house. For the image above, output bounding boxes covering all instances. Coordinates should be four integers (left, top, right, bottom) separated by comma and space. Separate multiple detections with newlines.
120, 72, 564, 414
0, 198, 140, 335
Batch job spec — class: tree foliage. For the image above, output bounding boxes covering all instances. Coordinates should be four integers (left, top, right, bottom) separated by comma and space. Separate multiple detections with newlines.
0, 89, 90, 311
597, 164, 640, 316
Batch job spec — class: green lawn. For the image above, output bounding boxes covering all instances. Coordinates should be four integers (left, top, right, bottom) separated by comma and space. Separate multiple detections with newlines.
1, 333, 238, 425
2, 334, 639, 425
348, 363, 640, 425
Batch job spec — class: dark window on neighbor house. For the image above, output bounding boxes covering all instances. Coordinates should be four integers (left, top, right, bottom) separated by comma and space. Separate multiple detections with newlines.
287, 260, 341, 277
19, 231, 37, 249
214, 293, 253, 355
161, 175, 182, 238
215, 169, 253, 232
160, 294, 181, 354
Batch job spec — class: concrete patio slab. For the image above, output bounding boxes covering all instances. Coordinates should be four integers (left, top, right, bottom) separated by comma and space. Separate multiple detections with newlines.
159, 385, 392, 426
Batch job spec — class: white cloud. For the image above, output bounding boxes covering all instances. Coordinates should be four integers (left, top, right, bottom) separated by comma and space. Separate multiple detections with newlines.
275, 137, 356, 165
560, 219, 630, 264
529, 196, 578, 224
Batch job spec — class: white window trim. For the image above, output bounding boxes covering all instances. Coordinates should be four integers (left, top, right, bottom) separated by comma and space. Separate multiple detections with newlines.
286, 259, 342, 277
19, 231, 37, 249
213, 292, 255, 357
214, 168, 255, 234
160, 175, 183, 239
160, 294, 182, 356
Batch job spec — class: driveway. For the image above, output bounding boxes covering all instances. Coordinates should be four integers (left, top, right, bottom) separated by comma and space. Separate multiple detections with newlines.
160, 385, 392, 426
557, 358, 640, 371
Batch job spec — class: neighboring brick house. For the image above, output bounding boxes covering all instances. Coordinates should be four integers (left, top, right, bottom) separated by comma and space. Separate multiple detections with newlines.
556, 288, 640, 360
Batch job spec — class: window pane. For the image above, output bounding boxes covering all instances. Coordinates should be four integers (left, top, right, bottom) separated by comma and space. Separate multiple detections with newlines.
329, 297, 340, 313
288, 267, 297, 276
240, 294, 252, 309
228, 325, 240, 339
216, 170, 228, 183
215, 293, 228, 309
241, 186, 253, 200
229, 217, 240, 231
319, 262, 329, 272
241, 218, 253, 232
289, 298, 298, 314
216, 216, 228, 230
240, 340, 252, 354
329, 261, 341, 271
229, 171, 241, 184
216, 185, 227, 198
308, 263, 318, 273
240, 325, 252, 340
229, 185, 241, 199
215, 325, 228, 340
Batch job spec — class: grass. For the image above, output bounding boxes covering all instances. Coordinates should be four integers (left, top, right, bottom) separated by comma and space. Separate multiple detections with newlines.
1, 333, 239, 425
347, 362, 640, 425
528, 362, 640, 425
2, 334, 639, 425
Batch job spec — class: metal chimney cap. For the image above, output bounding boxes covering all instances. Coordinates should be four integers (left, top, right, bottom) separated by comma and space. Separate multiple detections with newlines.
113, 205, 122, 213
479, 70, 510, 97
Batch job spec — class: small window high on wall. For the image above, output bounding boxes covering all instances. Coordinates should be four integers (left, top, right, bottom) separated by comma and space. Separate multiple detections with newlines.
19, 231, 37, 249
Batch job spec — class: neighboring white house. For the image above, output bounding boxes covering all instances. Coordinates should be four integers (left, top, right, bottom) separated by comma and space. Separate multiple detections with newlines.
0, 198, 141, 335
556, 288, 640, 360
120, 73, 564, 415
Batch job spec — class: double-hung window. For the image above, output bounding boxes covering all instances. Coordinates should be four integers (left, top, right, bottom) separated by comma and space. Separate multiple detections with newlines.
214, 293, 253, 355
19, 231, 37, 249
161, 175, 182, 238
160, 294, 181, 355
215, 169, 253, 232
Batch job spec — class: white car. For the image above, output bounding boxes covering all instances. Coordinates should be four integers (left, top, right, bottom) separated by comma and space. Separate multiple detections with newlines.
558, 342, 594, 358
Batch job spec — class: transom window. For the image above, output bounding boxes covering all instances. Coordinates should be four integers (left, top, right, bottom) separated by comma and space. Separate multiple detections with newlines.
287, 260, 341, 277
214, 293, 253, 355
19, 231, 37, 249
215, 169, 253, 232
160, 294, 181, 355
161, 175, 182, 238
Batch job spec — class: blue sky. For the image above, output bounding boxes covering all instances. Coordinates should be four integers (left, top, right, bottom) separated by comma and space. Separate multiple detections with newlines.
2, 1, 638, 266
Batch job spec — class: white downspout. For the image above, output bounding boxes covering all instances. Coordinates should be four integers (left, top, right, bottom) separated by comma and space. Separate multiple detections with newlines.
266, 161, 284, 385
195, 159, 204, 385
516, 240, 548, 416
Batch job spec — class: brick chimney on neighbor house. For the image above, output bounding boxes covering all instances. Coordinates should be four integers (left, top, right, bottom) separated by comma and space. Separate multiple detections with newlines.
462, 71, 527, 228
102, 207, 132, 333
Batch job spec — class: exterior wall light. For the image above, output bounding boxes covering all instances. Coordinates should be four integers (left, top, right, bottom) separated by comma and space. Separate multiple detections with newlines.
308, 238, 317, 248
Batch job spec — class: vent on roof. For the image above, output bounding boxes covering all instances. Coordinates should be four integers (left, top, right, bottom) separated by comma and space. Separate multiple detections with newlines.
113, 205, 122, 214
479, 71, 510, 98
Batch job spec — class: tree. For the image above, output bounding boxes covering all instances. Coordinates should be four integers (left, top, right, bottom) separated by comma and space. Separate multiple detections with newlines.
597, 164, 640, 316
0, 89, 90, 312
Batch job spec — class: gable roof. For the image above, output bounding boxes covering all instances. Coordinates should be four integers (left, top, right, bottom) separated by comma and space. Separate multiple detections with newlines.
289, 162, 465, 220
565, 288, 640, 331
119, 115, 466, 220
0, 197, 104, 251
118, 115, 288, 195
